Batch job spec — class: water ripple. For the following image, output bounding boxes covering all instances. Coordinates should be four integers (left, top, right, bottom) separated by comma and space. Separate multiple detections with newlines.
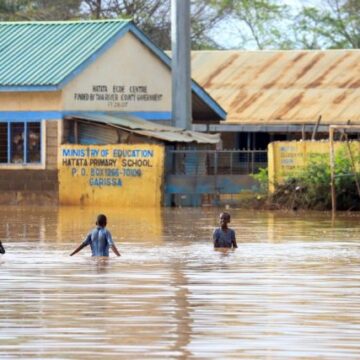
1, 207, 360, 359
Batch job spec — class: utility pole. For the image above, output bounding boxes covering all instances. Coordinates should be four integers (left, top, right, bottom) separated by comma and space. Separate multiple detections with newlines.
171, 0, 192, 130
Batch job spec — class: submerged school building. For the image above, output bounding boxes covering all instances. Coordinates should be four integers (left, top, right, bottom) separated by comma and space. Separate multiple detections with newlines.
0, 19, 225, 206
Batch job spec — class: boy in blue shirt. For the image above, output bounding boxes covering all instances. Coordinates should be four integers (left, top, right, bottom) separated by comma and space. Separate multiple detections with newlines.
70, 214, 121, 257
213, 212, 237, 248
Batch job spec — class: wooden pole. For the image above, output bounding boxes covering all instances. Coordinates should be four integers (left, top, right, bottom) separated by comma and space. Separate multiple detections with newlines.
344, 134, 360, 199
302, 124, 305, 140
339, 120, 351, 141
311, 115, 322, 140
329, 127, 336, 219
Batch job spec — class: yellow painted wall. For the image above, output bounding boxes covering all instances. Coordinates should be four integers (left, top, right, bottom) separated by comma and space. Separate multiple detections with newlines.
62, 32, 171, 112
0, 92, 61, 111
268, 141, 360, 192
59, 144, 164, 206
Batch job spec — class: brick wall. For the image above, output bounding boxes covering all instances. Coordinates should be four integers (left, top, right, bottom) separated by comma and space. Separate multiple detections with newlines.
0, 169, 59, 205
46, 121, 59, 169
0, 170, 58, 191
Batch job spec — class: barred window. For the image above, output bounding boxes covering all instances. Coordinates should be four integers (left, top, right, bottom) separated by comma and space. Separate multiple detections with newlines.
27, 123, 41, 163
0, 122, 42, 164
0, 123, 7, 163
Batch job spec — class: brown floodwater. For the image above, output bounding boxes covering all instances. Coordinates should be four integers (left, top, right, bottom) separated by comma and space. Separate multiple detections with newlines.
0, 206, 360, 359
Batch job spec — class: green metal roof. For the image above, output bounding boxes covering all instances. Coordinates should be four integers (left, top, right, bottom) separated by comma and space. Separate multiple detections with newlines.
0, 19, 226, 120
0, 19, 130, 87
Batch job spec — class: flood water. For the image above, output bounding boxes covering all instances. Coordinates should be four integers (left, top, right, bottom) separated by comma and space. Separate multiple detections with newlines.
1, 206, 360, 359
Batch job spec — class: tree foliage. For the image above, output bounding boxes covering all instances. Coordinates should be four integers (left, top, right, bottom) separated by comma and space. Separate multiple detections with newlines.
0, 0, 225, 49
294, 0, 360, 49
0, 0, 82, 20
80, 0, 225, 49
209, 0, 360, 49
210, 0, 292, 49
0, 0, 358, 49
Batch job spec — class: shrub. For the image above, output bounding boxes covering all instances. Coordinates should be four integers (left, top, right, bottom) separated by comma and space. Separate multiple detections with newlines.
252, 167, 269, 193
271, 146, 360, 211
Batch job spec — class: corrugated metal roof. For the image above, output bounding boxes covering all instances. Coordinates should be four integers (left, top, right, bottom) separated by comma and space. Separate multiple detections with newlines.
66, 113, 220, 144
0, 19, 130, 86
0, 20, 226, 121
191, 50, 360, 125
78, 122, 119, 145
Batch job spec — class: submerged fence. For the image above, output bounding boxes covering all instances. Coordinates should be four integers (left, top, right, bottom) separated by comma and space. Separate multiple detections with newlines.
164, 149, 268, 206
166, 149, 268, 176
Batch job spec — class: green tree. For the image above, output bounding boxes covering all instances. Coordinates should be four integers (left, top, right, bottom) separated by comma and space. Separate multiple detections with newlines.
0, 0, 25, 20
81, 0, 227, 49
294, 0, 360, 49
0, 0, 82, 21
209, 0, 292, 49
1, 0, 358, 50
0, 0, 226, 49
209, 0, 360, 49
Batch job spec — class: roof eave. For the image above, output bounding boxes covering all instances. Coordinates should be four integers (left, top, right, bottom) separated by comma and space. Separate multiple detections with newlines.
66, 112, 220, 144
0, 85, 60, 92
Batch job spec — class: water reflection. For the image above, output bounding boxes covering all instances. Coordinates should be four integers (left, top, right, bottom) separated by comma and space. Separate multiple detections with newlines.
0, 206, 360, 359
57, 206, 164, 244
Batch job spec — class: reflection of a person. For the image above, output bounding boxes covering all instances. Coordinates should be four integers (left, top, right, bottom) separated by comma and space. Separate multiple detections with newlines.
11, 129, 41, 163
170, 262, 192, 358
28, 130, 40, 162
12, 132, 23, 163
214, 247, 235, 257
0, 241, 5, 254
93, 256, 110, 273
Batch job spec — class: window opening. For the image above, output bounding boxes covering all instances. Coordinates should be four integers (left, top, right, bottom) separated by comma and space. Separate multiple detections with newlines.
27, 123, 41, 163
0, 121, 42, 165
0, 123, 7, 163
11, 122, 24, 163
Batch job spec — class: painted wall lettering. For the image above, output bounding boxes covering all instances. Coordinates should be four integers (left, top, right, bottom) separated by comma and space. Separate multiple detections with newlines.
59, 144, 164, 206
72, 84, 163, 109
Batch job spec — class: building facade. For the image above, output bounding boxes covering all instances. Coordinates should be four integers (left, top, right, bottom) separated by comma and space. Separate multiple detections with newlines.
0, 20, 225, 205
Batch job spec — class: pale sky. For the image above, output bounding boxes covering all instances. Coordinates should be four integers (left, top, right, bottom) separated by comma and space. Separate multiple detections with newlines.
210, 0, 324, 49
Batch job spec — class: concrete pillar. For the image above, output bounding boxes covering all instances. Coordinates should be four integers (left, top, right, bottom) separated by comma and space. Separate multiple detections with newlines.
171, 0, 192, 130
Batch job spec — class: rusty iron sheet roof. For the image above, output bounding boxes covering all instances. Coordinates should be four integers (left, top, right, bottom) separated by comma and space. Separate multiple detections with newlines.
191, 50, 360, 125
67, 113, 220, 144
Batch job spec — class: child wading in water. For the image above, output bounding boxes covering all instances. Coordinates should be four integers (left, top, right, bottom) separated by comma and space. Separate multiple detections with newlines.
70, 214, 121, 257
0, 241, 5, 254
213, 212, 237, 249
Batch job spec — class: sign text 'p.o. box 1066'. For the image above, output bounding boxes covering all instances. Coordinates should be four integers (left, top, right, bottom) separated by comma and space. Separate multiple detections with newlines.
59, 144, 164, 206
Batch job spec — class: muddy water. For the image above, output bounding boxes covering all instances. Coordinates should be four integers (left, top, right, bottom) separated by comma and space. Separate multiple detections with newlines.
0, 206, 360, 359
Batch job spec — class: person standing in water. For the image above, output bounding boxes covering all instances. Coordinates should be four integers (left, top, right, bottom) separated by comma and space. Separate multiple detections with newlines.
0, 241, 5, 254
70, 214, 121, 257
213, 212, 237, 249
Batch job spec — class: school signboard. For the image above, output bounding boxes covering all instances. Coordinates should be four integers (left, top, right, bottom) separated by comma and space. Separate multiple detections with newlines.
59, 144, 164, 206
